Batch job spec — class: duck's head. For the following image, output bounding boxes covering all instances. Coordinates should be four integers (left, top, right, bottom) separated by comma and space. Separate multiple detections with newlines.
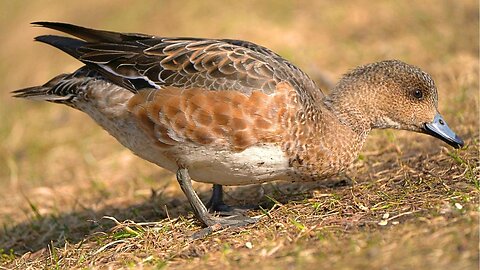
326, 60, 464, 148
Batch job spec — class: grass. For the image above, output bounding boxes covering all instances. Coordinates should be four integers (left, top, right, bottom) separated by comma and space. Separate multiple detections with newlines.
0, 0, 478, 269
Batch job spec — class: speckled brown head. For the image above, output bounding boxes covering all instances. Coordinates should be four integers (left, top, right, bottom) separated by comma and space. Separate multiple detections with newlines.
326, 60, 464, 148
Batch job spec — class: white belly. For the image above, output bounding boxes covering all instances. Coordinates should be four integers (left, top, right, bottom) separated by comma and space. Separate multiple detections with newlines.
177, 143, 291, 185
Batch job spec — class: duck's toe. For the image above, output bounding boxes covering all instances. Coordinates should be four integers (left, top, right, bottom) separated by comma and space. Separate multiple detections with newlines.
190, 215, 259, 239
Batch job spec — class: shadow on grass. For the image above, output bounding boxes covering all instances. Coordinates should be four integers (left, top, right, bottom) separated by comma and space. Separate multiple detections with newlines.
0, 178, 351, 256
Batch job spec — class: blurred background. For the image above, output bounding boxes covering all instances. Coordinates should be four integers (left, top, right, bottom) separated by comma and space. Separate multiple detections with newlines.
0, 0, 478, 248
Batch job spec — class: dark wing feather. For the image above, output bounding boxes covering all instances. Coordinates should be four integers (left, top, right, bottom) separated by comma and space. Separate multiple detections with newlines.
32, 21, 153, 42
32, 22, 323, 100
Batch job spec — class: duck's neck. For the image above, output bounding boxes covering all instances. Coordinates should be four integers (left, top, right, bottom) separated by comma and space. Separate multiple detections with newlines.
323, 96, 372, 139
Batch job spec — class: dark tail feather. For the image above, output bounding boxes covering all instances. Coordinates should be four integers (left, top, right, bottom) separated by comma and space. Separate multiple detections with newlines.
34, 35, 85, 59
32, 21, 152, 42
12, 86, 71, 102
12, 73, 74, 103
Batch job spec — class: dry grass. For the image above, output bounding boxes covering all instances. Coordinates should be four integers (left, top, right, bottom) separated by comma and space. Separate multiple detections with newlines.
0, 1, 478, 269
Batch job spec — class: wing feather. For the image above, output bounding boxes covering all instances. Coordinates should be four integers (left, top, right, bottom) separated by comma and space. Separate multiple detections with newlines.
32, 22, 323, 102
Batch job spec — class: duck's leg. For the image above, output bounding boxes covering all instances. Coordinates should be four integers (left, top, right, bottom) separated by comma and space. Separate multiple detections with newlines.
206, 184, 232, 212
176, 168, 215, 226
206, 184, 253, 216
176, 168, 258, 231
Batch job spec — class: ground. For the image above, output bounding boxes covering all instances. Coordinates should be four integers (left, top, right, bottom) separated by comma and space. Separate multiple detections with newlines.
0, 1, 478, 269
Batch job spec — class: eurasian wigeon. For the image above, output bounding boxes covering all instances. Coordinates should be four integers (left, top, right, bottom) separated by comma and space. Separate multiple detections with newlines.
14, 22, 464, 233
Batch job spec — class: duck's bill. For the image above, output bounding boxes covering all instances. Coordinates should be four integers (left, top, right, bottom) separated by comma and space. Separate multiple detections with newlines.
424, 113, 464, 149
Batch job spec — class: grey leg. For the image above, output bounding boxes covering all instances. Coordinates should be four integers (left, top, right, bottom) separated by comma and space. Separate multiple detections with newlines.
176, 168, 214, 226
176, 168, 258, 236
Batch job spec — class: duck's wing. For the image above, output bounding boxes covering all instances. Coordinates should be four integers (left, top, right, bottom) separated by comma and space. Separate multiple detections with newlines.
31, 22, 322, 99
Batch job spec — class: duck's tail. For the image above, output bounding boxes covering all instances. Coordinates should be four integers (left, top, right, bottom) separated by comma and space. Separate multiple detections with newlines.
12, 67, 102, 106
12, 73, 76, 104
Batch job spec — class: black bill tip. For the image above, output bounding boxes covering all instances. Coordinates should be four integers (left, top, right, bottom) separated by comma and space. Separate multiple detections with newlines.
424, 114, 464, 149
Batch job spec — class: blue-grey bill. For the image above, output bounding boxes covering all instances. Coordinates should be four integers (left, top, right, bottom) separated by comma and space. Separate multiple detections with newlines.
424, 113, 464, 149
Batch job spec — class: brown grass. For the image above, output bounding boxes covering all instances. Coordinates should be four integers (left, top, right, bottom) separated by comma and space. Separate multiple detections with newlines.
0, 1, 478, 269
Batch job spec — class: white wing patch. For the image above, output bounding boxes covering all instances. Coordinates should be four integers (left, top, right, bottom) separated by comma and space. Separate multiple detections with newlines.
99, 64, 162, 89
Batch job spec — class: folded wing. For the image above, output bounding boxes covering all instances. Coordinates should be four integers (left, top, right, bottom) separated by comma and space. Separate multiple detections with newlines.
32, 22, 322, 99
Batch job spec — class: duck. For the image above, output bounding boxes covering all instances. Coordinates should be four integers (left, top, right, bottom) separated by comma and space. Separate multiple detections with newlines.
14, 22, 464, 233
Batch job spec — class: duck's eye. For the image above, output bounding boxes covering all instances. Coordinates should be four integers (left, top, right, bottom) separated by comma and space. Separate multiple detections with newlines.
413, 89, 423, 99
